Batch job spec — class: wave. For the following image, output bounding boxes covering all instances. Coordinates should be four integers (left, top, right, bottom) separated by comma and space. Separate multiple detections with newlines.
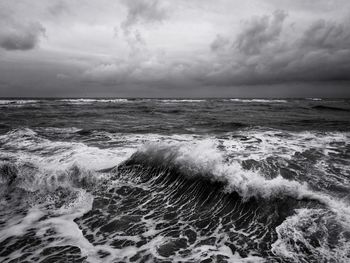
2, 128, 348, 196
59, 99, 129, 104
0, 162, 105, 192
1, 128, 349, 262
1, 128, 349, 219
120, 141, 350, 222
230, 99, 287, 103
0, 128, 135, 172
272, 208, 350, 262
111, 140, 350, 262
123, 141, 308, 200
0, 100, 38, 105
0, 130, 118, 194
157, 99, 206, 103
306, 98, 322, 101
312, 105, 350, 112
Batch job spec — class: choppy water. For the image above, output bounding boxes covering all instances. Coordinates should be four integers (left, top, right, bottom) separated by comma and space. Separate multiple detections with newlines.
0, 98, 349, 262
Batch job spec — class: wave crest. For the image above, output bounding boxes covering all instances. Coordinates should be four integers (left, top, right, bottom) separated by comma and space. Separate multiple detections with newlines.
127, 141, 313, 201
122, 140, 350, 227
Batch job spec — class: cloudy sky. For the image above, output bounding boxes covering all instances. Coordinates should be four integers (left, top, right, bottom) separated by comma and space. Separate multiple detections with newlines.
0, 0, 350, 98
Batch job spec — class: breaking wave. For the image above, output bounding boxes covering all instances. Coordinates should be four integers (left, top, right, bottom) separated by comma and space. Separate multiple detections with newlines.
125, 141, 350, 213
1, 127, 349, 262
230, 99, 288, 103
59, 99, 129, 104
0, 100, 39, 105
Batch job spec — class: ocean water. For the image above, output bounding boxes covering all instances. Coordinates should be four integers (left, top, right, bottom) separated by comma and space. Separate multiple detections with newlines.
0, 98, 349, 263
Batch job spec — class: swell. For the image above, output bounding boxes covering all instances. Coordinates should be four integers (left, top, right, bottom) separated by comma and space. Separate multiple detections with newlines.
117, 151, 314, 216
1, 130, 349, 262
89, 147, 327, 260
0, 161, 107, 207
114, 143, 350, 226
312, 105, 350, 112
84, 155, 305, 260
102, 144, 350, 261
119, 143, 319, 202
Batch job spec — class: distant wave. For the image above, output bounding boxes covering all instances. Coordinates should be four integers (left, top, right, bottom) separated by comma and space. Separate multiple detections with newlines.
59, 99, 129, 104
306, 98, 322, 101
312, 105, 350, 112
123, 141, 347, 208
0, 100, 38, 105
230, 99, 287, 103
157, 99, 206, 103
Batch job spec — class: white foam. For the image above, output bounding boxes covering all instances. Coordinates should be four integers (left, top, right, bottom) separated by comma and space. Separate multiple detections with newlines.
306, 98, 322, 101
0, 100, 38, 105
0, 206, 45, 242
1, 128, 349, 207
1, 127, 349, 262
139, 140, 309, 200
0, 128, 134, 171
138, 138, 350, 224
271, 208, 350, 262
42, 190, 101, 261
158, 99, 206, 103
59, 99, 129, 104
221, 129, 349, 162
230, 99, 287, 103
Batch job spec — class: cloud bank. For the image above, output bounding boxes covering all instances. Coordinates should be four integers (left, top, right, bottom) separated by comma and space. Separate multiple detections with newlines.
82, 9, 350, 89
0, 0, 349, 97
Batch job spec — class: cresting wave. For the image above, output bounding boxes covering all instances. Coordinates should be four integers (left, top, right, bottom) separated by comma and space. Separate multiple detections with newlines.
110, 141, 350, 262
0, 100, 39, 105
1, 128, 349, 207
59, 98, 129, 104
129, 141, 350, 212
229, 99, 287, 103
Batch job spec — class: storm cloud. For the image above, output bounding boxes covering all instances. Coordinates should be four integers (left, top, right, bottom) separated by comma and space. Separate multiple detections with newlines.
0, 14, 45, 51
0, 0, 349, 97
121, 0, 167, 31
206, 10, 350, 86
236, 10, 287, 55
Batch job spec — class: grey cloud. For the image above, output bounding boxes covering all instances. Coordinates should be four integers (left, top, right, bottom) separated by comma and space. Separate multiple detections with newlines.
300, 19, 350, 50
121, 0, 167, 34
82, 10, 350, 90
210, 34, 230, 52
0, 13, 45, 51
82, 11, 350, 90
236, 10, 287, 55
117, 0, 167, 51
48, 1, 69, 16
206, 11, 350, 86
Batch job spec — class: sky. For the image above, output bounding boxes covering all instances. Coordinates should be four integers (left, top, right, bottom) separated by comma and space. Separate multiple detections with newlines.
0, 0, 350, 98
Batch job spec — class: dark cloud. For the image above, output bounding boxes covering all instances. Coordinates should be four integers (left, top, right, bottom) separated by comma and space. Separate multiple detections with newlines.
115, 0, 167, 52
235, 10, 287, 55
81, 10, 350, 93
0, 1, 349, 98
0, 9, 45, 51
300, 19, 350, 50
206, 11, 350, 86
0, 22, 45, 51
121, 0, 167, 34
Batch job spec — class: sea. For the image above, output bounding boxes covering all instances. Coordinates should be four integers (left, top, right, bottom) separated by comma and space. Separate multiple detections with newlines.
0, 98, 349, 263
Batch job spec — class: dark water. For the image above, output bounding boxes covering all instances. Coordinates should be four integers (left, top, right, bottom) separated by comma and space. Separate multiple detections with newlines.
0, 98, 349, 262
